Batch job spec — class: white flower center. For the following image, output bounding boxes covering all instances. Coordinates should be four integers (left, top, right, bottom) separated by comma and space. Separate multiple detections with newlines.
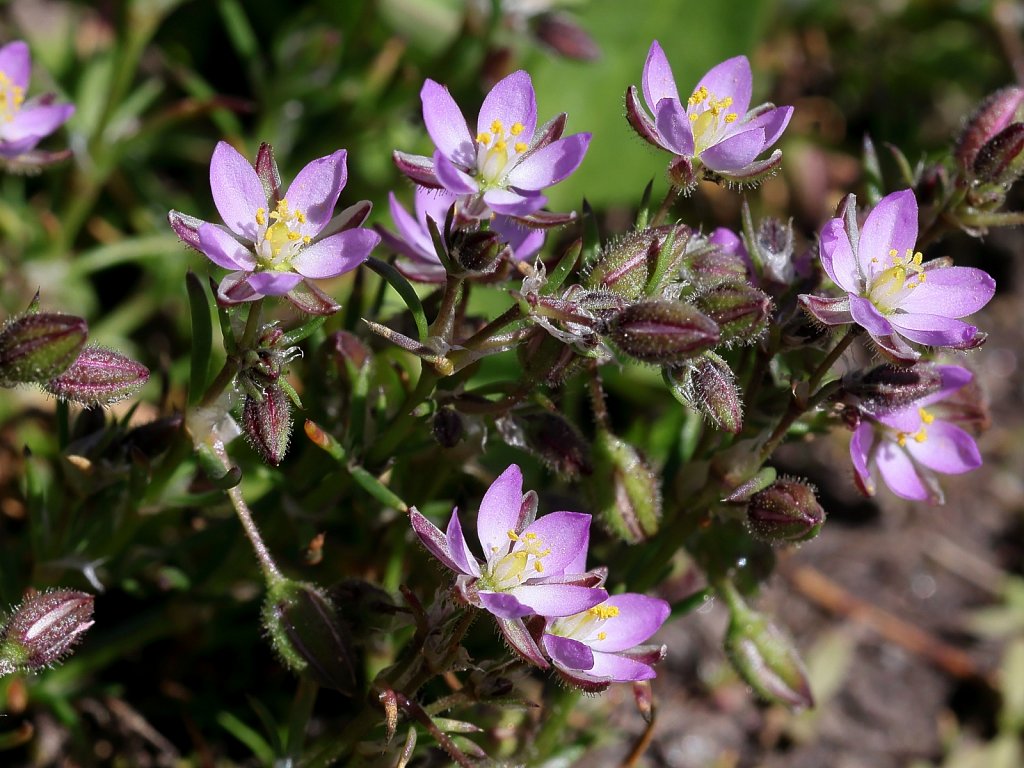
484, 529, 552, 590
867, 247, 926, 313
0, 71, 25, 124
551, 603, 621, 642
475, 119, 529, 188
254, 198, 311, 270
688, 86, 739, 155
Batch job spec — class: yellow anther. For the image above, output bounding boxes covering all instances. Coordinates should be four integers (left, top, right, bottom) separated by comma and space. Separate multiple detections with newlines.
276, 199, 289, 215
255, 208, 266, 226
514, 142, 528, 153
587, 605, 620, 620
719, 96, 733, 109
295, 211, 306, 224
302, 236, 311, 244
897, 432, 908, 447
914, 429, 927, 443
597, 632, 607, 641
507, 530, 519, 541
688, 86, 708, 105
724, 113, 738, 123
476, 132, 492, 145
918, 272, 926, 282
689, 113, 698, 122
912, 251, 923, 266
511, 122, 525, 135
494, 140, 507, 151
534, 562, 544, 573
889, 249, 899, 257
287, 231, 301, 241
525, 533, 538, 540
491, 119, 504, 134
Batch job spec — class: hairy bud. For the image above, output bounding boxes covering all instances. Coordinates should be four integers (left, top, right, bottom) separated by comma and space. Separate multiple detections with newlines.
242, 385, 293, 465
955, 86, 1024, 173
532, 13, 601, 61
694, 283, 772, 346
0, 590, 94, 675
840, 364, 943, 417
721, 582, 813, 710
262, 579, 357, 694
686, 239, 749, 291
588, 430, 661, 543
0, 313, 87, 386
518, 328, 584, 386
43, 346, 149, 405
450, 228, 505, 274
432, 406, 465, 448
607, 301, 719, 365
496, 411, 592, 478
746, 479, 826, 544
667, 352, 743, 434
972, 122, 1024, 186
585, 225, 689, 300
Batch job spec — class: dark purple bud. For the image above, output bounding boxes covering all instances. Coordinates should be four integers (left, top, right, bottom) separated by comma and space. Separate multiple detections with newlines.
694, 284, 772, 346
588, 430, 661, 543
686, 245, 749, 291
262, 579, 357, 694
746, 479, 826, 544
667, 155, 697, 188
841, 364, 943, 417
586, 225, 690, 300
43, 345, 149, 405
255, 142, 282, 203
0, 590, 94, 674
450, 228, 505, 274
721, 582, 813, 710
518, 328, 584, 386
532, 13, 601, 61
668, 353, 743, 434
973, 122, 1024, 185
955, 86, 1024, 173
608, 301, 719, 365
432, 406, 465, 448
0, 312, 88, 385
242, 385, 292, 466
496, 411, 592, 479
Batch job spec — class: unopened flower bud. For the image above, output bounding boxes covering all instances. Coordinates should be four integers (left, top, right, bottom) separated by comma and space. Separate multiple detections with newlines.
0, 313, 87, 385
518, 327, 584, 386
667, 155, 697, 188
588, 430, 661, 543
262, 579, 357, 694
450, 229, 505, 274
972, 122, 1024, 185
532, 13, 601, 62
0, 590, 94, 675
43, 345, 149, 405
686, 235, 749, 291
694, 283, 772, 346
585, 225, 690, 300
242, 385, 292, 466
668, 352, 743, 434
841, 364, 943, 417
432, 406, 465, 448
746, 479, 825, 544
497, 411, 592, 478
721, 582, 813, 709
608, 301, 720, 365
955, 86, 1024, 173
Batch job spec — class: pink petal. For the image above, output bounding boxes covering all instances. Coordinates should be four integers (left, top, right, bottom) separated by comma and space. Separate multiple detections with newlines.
694, 56, 752, 119
542, 633, 595, 671
584, 594, 670, 652
197, 223, 256, 270
291, 229, 378, 279
433, 149, 478, 195
217, 271, 260, 304
850, 423, 877, 496
508, 583, 607, 617
210, 141, 266, 240
482, 188, 546, 216
518, 511, 592, 575
505, 133, 591, 191
700, 127, 766, 172
887, 312, 980, 348
283, 149, 347, 237
246, 271, 303, 296
818, 217, 860, 292
0, 41, 30, 90
654, 98, 695, 156
906, 421, 981, 475
420, 79, 475, 168
876, 441, 930, 501
642, 41, 679, 111
858, 189, 918, 279
585, 650, 657, 681
446, 510, 481, 578
476, 464, 525, 561
477, 70, 538, 147
478, 590, 531, 619
410, 508, 465, 574
741, 105, 793, 149
2, 103, 74, 143
387, 192, 435, 261
896, 266, 995, 318
849, 294, 897, 338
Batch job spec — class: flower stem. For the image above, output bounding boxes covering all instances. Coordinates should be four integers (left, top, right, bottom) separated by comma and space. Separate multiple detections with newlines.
532, 687, 582, 759
198, 299, 264, 408
429, 276, 464, 342
650, 184, 682, 227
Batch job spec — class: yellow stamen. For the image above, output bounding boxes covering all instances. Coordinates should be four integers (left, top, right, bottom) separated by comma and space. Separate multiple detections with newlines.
507, 530, 519, 541
510, 122, 525, 135
514, 142, 527, 153
897, 432, 908, 447
534, 562, 544, 573
476, 132, 492, 145
295, 211, 306, 224
255, 208, 266, 226
914, 428, 927, 443
525, 533, 538, 540
597, 632, 607, 641
491, 119, 504, 134
724, 113, 738, 123
587, 605, 620, 620
688, 86, 708, 105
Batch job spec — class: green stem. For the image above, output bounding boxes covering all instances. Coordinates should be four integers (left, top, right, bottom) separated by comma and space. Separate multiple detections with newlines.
460, 304, 522, 350
532, 687, 582, 759
364, 367, 439, 466
429, 276, 464, 342
285, 675, 320, 762
198, 299, 263, 408
650, 184, 682, 227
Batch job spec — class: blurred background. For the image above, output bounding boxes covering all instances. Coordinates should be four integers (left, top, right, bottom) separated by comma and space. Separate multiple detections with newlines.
1, 0, 1023, 766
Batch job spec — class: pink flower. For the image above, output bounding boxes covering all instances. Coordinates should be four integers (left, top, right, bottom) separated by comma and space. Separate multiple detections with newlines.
0, 41, 74, 166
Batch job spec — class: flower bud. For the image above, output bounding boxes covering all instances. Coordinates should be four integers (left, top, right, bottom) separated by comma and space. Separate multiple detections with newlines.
0, 590, 94, 675
262, 579, 357, 694
43, 345, 149, 405
0, 313, 87, 385
242, 385, 292, 466
450, 228, 506, 274
721, 583, 813, 709
686, 236, 749, 291
607, 301, 720, 365
432, 406, 465, 448
588, 430, 661, 543
841, 364, 943, 417
518, 327, 584, 386
667, 352, 743, 434
496, 411, 592, 478
972, 122, 1024, 186
532, 13, 601, 61
585, 225, 690, 300
746, 479, 825, 544
693, 283, 772, 346
955, 86, 1024, 174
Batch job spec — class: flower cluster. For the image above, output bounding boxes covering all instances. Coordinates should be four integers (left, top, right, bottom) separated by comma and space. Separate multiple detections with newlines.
410, 464, 669, 690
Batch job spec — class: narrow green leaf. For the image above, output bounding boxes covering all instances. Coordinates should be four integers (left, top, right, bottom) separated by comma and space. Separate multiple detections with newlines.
217, 711, 276, 765
281, 316, 327, 347
366, 257, 428, 342
541, 238, 582, 296
186, 272, 213, 406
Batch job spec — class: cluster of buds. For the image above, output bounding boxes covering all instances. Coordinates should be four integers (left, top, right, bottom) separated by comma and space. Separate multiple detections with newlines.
0, 304, 149, 406
0, 590, 94, 676
237, 325, 301, 466
955, 87, 1024, 202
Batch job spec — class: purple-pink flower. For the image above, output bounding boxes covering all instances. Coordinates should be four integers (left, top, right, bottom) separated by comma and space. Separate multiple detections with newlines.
410, 464, 607, 667
168, 142, 379, 314
541, 593, 669, 691
627, 41, 793, 186
800, 190, 995, 362
850, 364, 982, 504
394, 70, 590, 220
379, 187, 545, 282
0, 41, 74, 165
